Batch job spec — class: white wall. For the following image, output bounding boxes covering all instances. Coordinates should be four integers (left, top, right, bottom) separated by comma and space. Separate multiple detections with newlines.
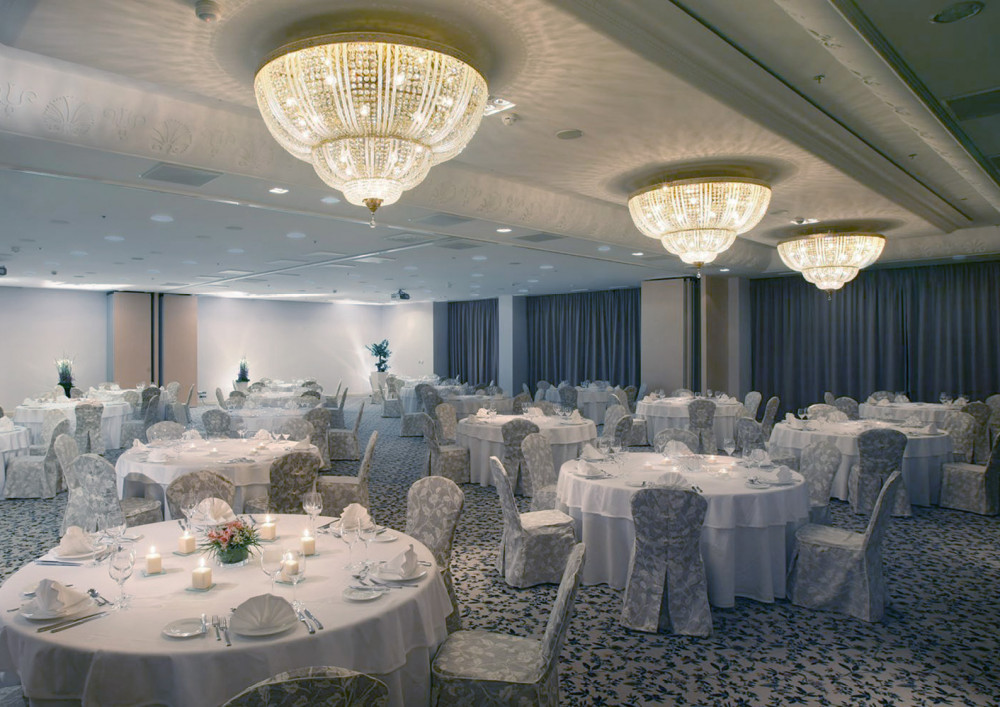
0, 287, 109, 412
380, 302, 435, 379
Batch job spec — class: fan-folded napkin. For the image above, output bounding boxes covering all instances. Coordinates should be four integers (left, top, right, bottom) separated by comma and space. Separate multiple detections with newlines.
253, 429, 272, 441
655, 471, 688, 488
231, 594, 295, 631
877, 399, 890, 406
340, 503, 371, 530
954, 397, 968, 406
292, 439, 312, 450
30, 580, 88, 615
579, 443, 604, 460
382, 544, 419, 578
662, 440, 693, 457
132, 439, 148, 450
189, 498, 236, 525
56, 526, 94, 556
475, 408, 489, 419
896, 394, 910, 403
181, 429, 202, 440
568, 409, 584, 422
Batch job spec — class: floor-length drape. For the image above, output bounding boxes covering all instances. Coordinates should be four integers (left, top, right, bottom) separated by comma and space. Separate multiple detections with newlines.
447, 299, 498, 386
526, 288, 640, 388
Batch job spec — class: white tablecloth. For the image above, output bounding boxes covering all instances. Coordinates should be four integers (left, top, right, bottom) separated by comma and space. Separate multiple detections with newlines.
399, 385, 465, 414
0, 516, 450, 707
556, 452, 808, 607
859, 402, 955, 425
116, 439, 320, 518
0, 427, 32, 493
442, 395, 512, 419
769, 421, 953, 505
231, 408, 309, 434
13, 401, 131, 449
575, 388, 616, 424
456, 414, 597, 486
246, 392, 310, 408
636, 397, 744, 446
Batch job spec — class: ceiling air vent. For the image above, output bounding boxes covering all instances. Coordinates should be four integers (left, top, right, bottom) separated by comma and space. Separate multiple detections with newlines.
434, 238, 481, 250
946, 88, 1000, 121
384, 232, 432, 243
140, 162, 222, 187
515, 232, 565, 243
418, 213, 475, 227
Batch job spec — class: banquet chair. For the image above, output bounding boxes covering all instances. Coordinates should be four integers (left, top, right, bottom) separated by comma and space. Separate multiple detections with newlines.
847, 428, 912, 517
761, 396, 780, 438
522, 433, 558, 510
165, 381, 181, 399
611, 388, 629, 411
328, 388, 349, 429
491, 457, 577, 588
381, 383, 403, 418
120, 393, 160, 448
557, 385, 578, 411
245, 451, 322, 514
303, 381, 323, 392
421, 386, 446, 421
621, 488, 711, 636
501, 418, 540, 494
60, 440, 89, 534
612, 415, 634, 448
870, 390, 894, 402
215, 387, 227, 408
744, 391, 762, 420
938, 433, 1000, 515
4, 418, 69, 499
807, 403, 841, 421
824, 391, 836, 405
329, 402, 365, 461
300, 390, 322, 403
534, 380, 551, 401
424, 415, 470, 484
512, 392, 533, 414
962, 401, 991, 464
54, 433, 79, 488
170, 401, 190, 426
67, 387, 82, 399
734, 418, 766, 454
624, 385, 638, 412
522, 382, 532, 397
29, 409, 67, 455
146, 420, 185, 443
435, 403, 459, 444
74, 402, 104, 455
941, 411, 976, 463
165, 470, 236, 519
141, 386, 161, 414
671, 388, 693, 397
304, 407, 333, 468
599, 404, 627, 443
432, 543, 586, 706
228, 390, 247, 409
799, 440, 842, 524
247, 381, 265, 393
985, 394, 1000, 443
406, 476, 465, 632
534, 401, 560, 416
122, 389, 141, 417
318, 430, 378, 514
834, 396, 860, 420
202, 408, 234, 439
221, 666, 389, 707
653, 429, 699, 454
280, 418, 314, 441
788, 471, 902, 622
369, 372, 384, 404
687, 399, 717, 454
73, 453, 162, 528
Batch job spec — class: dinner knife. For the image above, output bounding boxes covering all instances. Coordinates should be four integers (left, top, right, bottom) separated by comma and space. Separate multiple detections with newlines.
34, 560, 83, 567
50, 612, 109, 633
302, 608, 324, 630
37, 611, 105, 633
296, 611, 315, 634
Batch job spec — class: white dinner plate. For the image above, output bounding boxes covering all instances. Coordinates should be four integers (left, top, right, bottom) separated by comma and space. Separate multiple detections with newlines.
374, 566, 427, 582
162, 618, 207, 639
229, 614, 299, 637
343, 586, 384, 602
372, 532, 398, 543
20, 596, 95, 621
50, 547, 96, 560
574, 470, 607, 479
745, 480, 772, 489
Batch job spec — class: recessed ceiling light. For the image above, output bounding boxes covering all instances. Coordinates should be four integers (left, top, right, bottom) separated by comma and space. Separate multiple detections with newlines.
931, 1, 983, 23
539, 265, 554, 270
321, 195, 341, 204
496, 227, 512, 233
471, 255, 488, 261
150, 214, 173, 223
104, 235, 125, 242
227, 248, 245, 254
790, 217, 819, 225
403, 265, 418, 271
555, 129, 583, 140
719, 268, 730, 272
632, 252, 644, 257
285, 232, 307, 240
597, 245, 611, 252
952, 254, 967, 260
517, 288, 529, 293
471, 273, 483, 278
527, 278, 539, 283
268, 187, 289, 194
484, 96, 516, 116
70, 250, 88, 256
147, 269, 160, 274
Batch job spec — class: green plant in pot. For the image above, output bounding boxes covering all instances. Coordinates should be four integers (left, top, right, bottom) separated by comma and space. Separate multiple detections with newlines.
366, 339, 391, 373
55, 358, 74, 398
235, 356, 250, 392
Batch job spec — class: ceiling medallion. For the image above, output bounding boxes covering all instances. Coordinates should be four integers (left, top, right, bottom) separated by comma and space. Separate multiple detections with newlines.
255, 33, 489, 226
777, 232, 886, 297
627, 177, 771, 274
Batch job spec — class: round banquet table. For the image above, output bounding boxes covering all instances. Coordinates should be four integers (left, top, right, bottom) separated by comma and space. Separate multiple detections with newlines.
399, 385, 465, 414
556, 452, 809, 607
456, 414, 597, 486
13, 401, 131, 449
768, 420, 953, 505
574, 388, 616, 424
858, 402, 955, 425
116, 439, 321, 519
636, 397, 744, 447
258, 379, 307, 392
0, 426, 32, 492
442, 394, 512, 419
246, 391, 311, 408
230, 408, 310, 434
0, 515, 450, 707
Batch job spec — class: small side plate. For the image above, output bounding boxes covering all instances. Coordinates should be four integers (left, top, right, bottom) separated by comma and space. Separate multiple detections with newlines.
343, 587, 384, 602
162, 618, 207, 638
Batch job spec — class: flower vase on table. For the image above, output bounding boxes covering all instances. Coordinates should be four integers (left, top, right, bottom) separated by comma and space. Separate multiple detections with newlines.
203, 519, 260, 568
217, 545, 250, 567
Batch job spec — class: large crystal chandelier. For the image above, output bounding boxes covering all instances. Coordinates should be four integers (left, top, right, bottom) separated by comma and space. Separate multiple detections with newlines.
255, 33, 488, 225
777, 232, 886, 294
628, 177, 772, 270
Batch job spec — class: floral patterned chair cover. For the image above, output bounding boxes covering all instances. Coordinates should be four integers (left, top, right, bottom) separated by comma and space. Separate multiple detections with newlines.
420, 387, 446, 421
610, 388, 629, 411
300, 391, 322, 404
248, 382, 266, 393
435, 403, 459, 444
165, 381, 181, 399
73, 453, 162, 529
942, 411, 976, 463
734, 418, 766, 454
671, 388, 693, 397
962, 401, 991, 464
165, 470, 236, 519
280, 418, 314, 441
122, 390, 141, 416
761, 396, 780, 438
788, 471, 902, 622
245, 451, 321, 514
621, 488, 711, 635
869, 390, 894, 402
534, 401, 560, 416
557, 385, 578, 411
141, 386, 161, 414
328, 402, 365, 461
120, 393, 160, 448
228, 390, 248, 409
59, 438, 89, 534
847, 428, 911, 517
328, 388, 349, 429
534, 380, 551, 401
68, 387, 83, 399
599, 404, 627, 444
406, 476, 465, 632
612, 415, 633, 448
521, 433, 558, 511
5, 419, 69, 499
215, 387, 228, 408
424, 415, 470, 485
304, 407, 332, 468
834, 396, 860, 420
512, 392, 533, 414
623, 385, 639, 412
939, 433, 1000, 515
146, 420, 185, 443
799, 440, 842, 524
29, 409, 68, 455
74, 402, 104, 455
823, 391, 836, 405
431, 543, 586, 706
806, 404, 843, 422
318, 431, 378, 514
381, 385, 403, 418
54, 432, 79, 487
221, 666, 389, 707
653, 429, 699, 454
202, 409, 234, 439
687, 399, 717, 454
986, 394, 1000, 445
744, 391, 762, 420
501, 419, 540, 494
491, 457, 577, 588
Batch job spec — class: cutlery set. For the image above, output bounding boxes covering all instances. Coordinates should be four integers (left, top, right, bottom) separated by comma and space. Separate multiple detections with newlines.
211, 615, 231, 646
37, 611, 109, 634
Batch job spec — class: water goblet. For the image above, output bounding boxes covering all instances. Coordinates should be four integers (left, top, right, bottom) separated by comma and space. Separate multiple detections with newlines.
301, 492, 323, 533
107, 545, 135, 610
259, 545, 285, 594
100, 513, 127, 545
280, 549, 306, 611
796, 408, 806, 420
339, 518, 362, 571
722, 437, 736, 457
939, 392, 948, 405
359, 520, 380, 569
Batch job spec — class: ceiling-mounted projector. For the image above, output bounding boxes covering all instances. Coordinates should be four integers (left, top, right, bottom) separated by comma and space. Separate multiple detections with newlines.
391, 288, 411, 300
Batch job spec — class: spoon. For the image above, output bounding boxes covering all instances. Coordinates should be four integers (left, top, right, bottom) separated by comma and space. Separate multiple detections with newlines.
87, 589, 110, 606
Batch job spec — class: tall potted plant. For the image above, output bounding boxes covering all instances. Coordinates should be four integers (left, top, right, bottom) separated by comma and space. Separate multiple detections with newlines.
55, 358, 74, 398
234, 356, 250, 393
365, 340, 391, 401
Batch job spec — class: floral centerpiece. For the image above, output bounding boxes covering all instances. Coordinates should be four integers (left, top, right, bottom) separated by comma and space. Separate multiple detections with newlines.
55, 358, 74, 398
202, 519, 260, 565
235, 356, 250, 392
365, 339, 391, 372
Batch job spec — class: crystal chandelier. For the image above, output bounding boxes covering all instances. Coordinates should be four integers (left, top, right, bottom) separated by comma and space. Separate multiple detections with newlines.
777, 232, 886, 294
255, 33, 488, 225
628, 177, 772, 270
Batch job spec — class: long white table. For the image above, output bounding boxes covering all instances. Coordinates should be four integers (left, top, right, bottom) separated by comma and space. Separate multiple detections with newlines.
556, 452, 808, 607
456, 414, 597, 486
636, 396, 744, 447
0, 516, 450, 707
13, 401, 131, 449
0, 426, 32, 492
769, 420, 953, 505
859, 402, 955, 425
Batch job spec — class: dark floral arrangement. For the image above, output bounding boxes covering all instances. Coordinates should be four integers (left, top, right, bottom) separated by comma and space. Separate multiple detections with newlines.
236, 356, 250, 383
203, 519, 260, 564
55, 358, 74, 397
365, 339, 391, 372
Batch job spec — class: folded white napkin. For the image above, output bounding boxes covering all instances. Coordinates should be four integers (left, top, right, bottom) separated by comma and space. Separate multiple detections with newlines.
525, 407, 544, 418
896, 394, 910, 403
253, 429, 272, 441
182, 429, 202, 440
573, 460, 604, 477
292, 439, 312, 450
923, 422, 939, 434
189, 498, 236, 525
340, 503, 372, 530
568, 409, 584, 422
28, 579, 88, 616
382, 544, 419, 578
774, 466, 793, 484
718, 394, 732, 403
55, 526, 94, 556
0, 417, 13, 431
147, 449, 169, 462
579, 443, 604, 460
231, 594, 295, 632
655, 471, 687, 488
877, 399, 890, 406
475, 408, 489, 419
748, 449, 771, 465
955, 397, 968, 406
903, 415, 922, 428
132, 439, 148, 450
662, 440, 693, 457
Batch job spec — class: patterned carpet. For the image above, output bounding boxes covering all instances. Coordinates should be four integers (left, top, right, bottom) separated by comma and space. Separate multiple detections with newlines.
1, 399, 998, 706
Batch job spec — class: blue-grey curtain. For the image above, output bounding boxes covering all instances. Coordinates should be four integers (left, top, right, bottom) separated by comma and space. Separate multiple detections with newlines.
750, 261, 1000, 414
526, 288, 641, 388
447, 299, 498, 386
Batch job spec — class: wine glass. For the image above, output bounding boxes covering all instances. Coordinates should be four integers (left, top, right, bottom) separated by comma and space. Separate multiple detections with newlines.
301, 492, 323, 533
259, 545, 285, 593
180, 501, 198, 531
359, 518, 380, 569
100, 513, 127, 545
939, 392, 948, 405
796, 408, 806, 420
722, 437, 736, 457
280, 549, 306, 611
339, 518, 362, 571
107, 545, 135, 610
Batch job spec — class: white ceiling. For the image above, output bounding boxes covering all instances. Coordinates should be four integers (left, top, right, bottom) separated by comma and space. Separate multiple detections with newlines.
0, 0, 997, 303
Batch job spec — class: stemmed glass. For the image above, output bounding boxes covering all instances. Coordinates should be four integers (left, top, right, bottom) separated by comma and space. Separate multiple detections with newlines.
259, 545, 285, 594
281, 549, 306, 611
722, 437, 736, 457
339, 518, 362, 571
796, 408, 807, 420
100, 513, 127, 546
181, 501, 198, 531
107, 545, 135, 610
939, 392, 948, 405
301, 492, 323, 534
359, 518, 380, 570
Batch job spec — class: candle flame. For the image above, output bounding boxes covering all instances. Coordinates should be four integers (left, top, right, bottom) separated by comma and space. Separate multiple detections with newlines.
149, 546, 156, 554
199, 557, 206, 568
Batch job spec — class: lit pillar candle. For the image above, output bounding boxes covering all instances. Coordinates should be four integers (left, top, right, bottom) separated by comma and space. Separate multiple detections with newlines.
281, 554, 299, 582
259, 516, 276, 541
192, 557, 212, 589
301, 530, 315, 556
145, 546, 162, 574
178, 532, 196, 554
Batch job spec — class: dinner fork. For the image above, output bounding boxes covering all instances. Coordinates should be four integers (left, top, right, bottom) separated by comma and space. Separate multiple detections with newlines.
221, 616, 231, 646
212, 615, 221, 641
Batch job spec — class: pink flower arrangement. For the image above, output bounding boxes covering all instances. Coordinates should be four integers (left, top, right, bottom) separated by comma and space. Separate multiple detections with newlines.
203, 519, 260, 563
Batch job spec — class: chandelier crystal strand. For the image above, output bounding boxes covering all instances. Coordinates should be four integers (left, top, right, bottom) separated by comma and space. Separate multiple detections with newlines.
628, 177, 771, 271
777, 233, 886, 295
256, 34, 488, 224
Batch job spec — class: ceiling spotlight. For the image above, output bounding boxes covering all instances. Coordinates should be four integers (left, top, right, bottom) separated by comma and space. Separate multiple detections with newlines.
269, 187, 289, 194
631, 252, 644, 257
390, 288, 411, 300
555, 129, 583, 140
496, 227, 512, 233
931, 1, 984, 23
195, 0, 221, 22
150, 214, 174, 223
597, 245, 611, 252
321, 196, 341, 204
484, 96, 516, 116
719, 268, 730, 272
